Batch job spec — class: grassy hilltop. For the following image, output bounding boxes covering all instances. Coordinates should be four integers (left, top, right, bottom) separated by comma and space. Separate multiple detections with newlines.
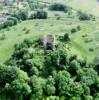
0, 0, 99, 100
0, 0, 98, 63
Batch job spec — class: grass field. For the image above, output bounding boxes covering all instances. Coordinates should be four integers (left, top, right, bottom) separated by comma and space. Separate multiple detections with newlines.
0, 16, 97, 63
41, 0, 99, 16
0, 0, 98, 64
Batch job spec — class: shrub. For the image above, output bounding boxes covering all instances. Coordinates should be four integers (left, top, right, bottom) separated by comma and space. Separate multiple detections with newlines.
30, 10, 48, 19
22, 27, 27, 31
77, 11, 89, 20
0, 34, 6, 40
44, 76, 55, 96
89, 48, 94, 52
71, 28, 77, 33
63, 33, 70, 42
6, 27, 10, 31
0, 65, 18, 85
0, 17, 18, 30
12, 10, 28, 21
0, 23, 5, 30
84, 38, 93, 43
71, 25, 81, 33
89, 14, 96, 21
49, 3, 68, 12
4, 20, 14, 27
7, 17, 18, 25
56, 16, 61, 20
77, 25, 81, 31
25, 29, 30, 34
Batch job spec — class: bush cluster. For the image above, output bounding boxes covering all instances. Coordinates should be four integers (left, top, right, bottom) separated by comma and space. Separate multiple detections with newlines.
0, 17, 18, 30
71, 25, 81, 33
0, 37, 98, 100
49, 3, 69, 12
30, 10, 48, 19
0, 9, 28, 30
77, 11, 95, 21
12, 10, 28, 21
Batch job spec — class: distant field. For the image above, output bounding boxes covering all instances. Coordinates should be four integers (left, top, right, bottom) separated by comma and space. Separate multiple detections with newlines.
41, 0, 99, 16
69, 0, 96, 11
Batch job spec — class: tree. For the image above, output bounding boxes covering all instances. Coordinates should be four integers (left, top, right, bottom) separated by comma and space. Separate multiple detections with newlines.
30, 10, 48, 19
17, 69, 29, 81
49, 3, 68, 12
63, 33, 70, 42
12, 10, 28, 21
71, 28, 77, 33
4, 20, 14, 27
44, 76, 55, 96
77, 68, 98, 86
7, 17, 18, 25
70, 96, 81, 100
94, 93, 99, 100
5, 79, 31, 99
69, 82, 84, 97
0, 65, 18, 85
1, 34, 98, 99
30, 67, 39, 76
84, 95, 93, 100
77, 11, 90, 21
68, 60, 80, 76
55, 71, 71, 96
30, 75, 44, 99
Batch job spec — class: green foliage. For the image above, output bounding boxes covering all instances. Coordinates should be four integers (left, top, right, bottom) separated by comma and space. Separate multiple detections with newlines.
95, 93, 99, 100
12, 10, 28, 21
45, 45, 68, 68
84, 95, 93, 100
68, 60, 80, 76
44, 76, 55, 96
0, 65, 18, 85
77, 68, 98, 86
0, 37, 98, 99
30, 10, 48, 19
77, 11, 95, 21
7, 17, 18, 25
49, 3, 68, 12
0, 23, 5, 30
4, 20, 14, 27
63, 33, 70, 42
30, 75, 44, 99
71, 28, 77, 33
0, 34, 6, 40
7, 79, 31, 96
71, 25, 81, 33
0, 17, 18, 30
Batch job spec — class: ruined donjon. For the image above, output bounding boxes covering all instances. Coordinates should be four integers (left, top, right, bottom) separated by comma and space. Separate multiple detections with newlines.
43, 34, 55, 50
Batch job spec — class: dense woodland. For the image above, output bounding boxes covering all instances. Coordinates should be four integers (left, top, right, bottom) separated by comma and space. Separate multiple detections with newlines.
0, 0, 99, 100
0, 35, 99, 100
